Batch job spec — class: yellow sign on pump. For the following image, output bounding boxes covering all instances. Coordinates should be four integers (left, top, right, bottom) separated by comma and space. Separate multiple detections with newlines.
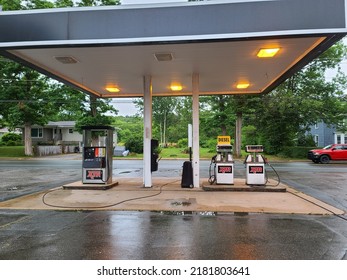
217, 136, 231, 145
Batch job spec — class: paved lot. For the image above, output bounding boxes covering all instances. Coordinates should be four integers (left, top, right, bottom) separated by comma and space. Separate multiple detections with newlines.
0, 210, 346, 260
0, 156, 346, 260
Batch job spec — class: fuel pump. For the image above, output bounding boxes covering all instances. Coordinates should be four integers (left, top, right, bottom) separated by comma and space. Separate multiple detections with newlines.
82, 126, 114, 184
208, 136, 234, 185
244, 145, 266, 185
215, 144, 234, 184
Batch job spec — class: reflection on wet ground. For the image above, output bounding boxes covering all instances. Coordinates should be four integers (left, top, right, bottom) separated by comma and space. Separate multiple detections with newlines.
0, 210, 346, 260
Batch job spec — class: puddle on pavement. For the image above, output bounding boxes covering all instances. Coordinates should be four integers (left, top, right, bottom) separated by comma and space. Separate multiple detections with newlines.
157, 210, 217, 216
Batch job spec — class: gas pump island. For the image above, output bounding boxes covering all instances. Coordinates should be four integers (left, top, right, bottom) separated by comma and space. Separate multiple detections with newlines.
82, 126, 114, 185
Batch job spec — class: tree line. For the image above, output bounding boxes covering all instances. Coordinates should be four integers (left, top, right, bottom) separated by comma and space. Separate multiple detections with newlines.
1, 0, 346, 157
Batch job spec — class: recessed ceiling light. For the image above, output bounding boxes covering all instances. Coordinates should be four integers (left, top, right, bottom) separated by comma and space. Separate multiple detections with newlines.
105, 86, 120, 93
154, 52, 173, 62
170, 83, 182, 91
236, 83, 250, 89
54, 56, 79, 64
257, 48, 280, 58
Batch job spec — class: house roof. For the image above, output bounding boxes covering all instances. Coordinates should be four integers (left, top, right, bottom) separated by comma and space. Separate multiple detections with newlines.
0, 128, 21, 134
0, 0, 346, 98
45, 121, 76, 128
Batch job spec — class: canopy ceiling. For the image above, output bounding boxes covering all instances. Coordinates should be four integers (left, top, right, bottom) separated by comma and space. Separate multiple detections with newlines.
0, 0, 346, 98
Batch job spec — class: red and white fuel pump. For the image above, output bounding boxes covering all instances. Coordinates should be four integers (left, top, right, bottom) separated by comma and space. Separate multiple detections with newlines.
82, 126, 114, 184
244, 145, 266, 185
208, 136, 234, 185
215, 144, 234, 184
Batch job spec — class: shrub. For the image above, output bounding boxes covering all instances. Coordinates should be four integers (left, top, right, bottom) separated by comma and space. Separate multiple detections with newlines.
125, 138, 143, 154
279, 146, 317, 158
177, 138, 188, 148
0, 133, 22, 146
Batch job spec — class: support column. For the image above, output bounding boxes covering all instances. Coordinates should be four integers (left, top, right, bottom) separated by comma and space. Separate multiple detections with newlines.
192, 73, 200, 188
143, 75, 152, 188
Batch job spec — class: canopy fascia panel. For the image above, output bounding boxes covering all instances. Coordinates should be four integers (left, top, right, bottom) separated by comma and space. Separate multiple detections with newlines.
0, 0, 347, 98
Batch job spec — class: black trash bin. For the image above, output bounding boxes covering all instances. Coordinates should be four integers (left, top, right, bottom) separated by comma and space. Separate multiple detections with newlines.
181, 161, 193, 188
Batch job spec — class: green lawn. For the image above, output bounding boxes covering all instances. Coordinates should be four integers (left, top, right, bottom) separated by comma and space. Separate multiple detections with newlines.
0, 146, 26, 157
116, 147, 295, 162
160, 147, 215, 159
116, 147, 217, 159
0, 145, 296, 162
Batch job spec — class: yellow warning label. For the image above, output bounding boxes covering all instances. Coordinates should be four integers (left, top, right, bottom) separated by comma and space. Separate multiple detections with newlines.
217, 136, 231, 145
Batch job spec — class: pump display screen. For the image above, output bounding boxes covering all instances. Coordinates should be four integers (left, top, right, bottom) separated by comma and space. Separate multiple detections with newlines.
83, 147, 106, 168
84, 147, 106, 158
249, 166, 264, 174
218, 165, 233, 173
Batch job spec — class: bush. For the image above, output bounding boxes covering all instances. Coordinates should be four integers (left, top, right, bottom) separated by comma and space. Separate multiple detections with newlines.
125, 138, 143, 154
0, 133, 22, 146
279, 146, 316, 158
177, 138, 188, 148
205, 138, 218, 152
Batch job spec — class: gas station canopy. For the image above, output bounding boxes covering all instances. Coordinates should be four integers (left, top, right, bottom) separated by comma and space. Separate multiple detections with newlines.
0, 0, 347, 98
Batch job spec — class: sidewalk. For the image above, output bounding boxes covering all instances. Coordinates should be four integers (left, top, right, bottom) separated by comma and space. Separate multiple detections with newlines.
0, 177, 343, 215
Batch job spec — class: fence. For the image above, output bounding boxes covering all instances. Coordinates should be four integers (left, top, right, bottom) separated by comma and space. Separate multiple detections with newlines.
35, 145, 79, 156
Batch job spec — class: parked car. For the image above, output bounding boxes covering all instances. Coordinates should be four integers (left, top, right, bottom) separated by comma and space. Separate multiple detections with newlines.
307, 144, 347, 164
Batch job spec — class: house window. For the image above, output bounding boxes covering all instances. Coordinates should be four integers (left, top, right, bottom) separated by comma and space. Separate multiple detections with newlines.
344, 135, 347, 144
69, 128, 74, 134
314, 123, 319, 129
31, 128, 43, 138
336, 134, 341, 144
314, 135, 319, 146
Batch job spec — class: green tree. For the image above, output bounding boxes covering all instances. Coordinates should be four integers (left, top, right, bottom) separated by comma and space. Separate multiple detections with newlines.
112, 115, 143, 153
0, 61, 58, 155
0, 0, 119, 156
199, 94, 259, 157
250, 41, 347, 154
24, 0, 54, 9
76, 0, 120, 6
0, 0, 21, 10
169, 96, 192, 143
55, 0, 75, 8
74, 95, 117, 132
49, 84, 87, 121
134, 96, 179, 146
200, 95, 235, 137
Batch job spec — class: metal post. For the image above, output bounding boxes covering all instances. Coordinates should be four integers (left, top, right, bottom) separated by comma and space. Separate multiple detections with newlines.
192, 73, 200, 188
143, 75, 152, 188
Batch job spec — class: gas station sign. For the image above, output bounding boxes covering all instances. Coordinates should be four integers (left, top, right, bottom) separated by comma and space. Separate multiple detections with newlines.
86, 170, 103, 180
217, 136, 231, 145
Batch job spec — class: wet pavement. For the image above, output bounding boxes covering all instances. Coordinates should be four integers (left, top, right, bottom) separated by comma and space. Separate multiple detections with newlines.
0, 210, 346, 260
0, 156, 347, 260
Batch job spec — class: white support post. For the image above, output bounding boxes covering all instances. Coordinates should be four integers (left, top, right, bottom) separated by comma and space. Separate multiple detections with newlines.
143, 75, 152, 188
192, 73, 200, 188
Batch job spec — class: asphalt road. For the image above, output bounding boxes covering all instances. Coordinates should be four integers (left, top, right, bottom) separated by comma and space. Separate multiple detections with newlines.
0, 156, 347, 260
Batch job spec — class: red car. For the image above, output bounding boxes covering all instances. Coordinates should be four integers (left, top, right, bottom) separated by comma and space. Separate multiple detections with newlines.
307, 144, 347, 163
